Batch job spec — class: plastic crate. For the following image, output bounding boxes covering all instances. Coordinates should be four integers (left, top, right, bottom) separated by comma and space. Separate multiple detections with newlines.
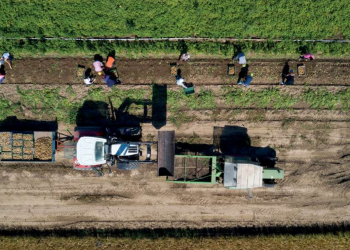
12, 154, 23, 160
184, 86, 195, 95
227, 64, 235, 77
1, 151, 12, 160
76, 65, 86, 79
170, 63, 178, 76
297, 65, 307, 77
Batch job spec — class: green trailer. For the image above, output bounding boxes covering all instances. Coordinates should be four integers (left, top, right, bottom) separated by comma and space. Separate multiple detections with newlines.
160, 153, 284, 189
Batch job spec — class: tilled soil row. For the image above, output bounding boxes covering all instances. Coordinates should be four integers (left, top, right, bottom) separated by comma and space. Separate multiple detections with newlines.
2, 58, 350, 86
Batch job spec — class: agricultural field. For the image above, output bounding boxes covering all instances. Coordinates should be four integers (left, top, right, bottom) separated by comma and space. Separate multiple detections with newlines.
0, 57, 350, 234
0, 0, 350, 243
0, 0, 349, 39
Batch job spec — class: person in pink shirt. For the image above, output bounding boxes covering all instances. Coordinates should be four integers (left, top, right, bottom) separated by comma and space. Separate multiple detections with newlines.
93, 54, 104, 75
299, 53, 315, 61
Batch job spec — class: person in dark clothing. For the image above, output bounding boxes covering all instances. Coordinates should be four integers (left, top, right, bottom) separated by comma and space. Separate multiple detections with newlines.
282, 70, 295, 85
237, 64, 249, 84
281, 61, 290, 84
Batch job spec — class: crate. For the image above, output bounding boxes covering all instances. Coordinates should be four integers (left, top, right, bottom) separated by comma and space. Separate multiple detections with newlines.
170, 63, 178, 76
1, 151, 12, 160
1, 145, 11, 152
23, 133, 34, 141
12, 133, 22, 140
24, 140, 34, 147
12, 140, 23, 147
23, 147, 34, 155
23, 154, 34, 160
12, 154, 23, 160
184, 86, 195, 95
227, 64, 235, 77
76, 65, 86, 79
12, 147, 23, 154
297, 65, 307, 76
0, 132, 11, 146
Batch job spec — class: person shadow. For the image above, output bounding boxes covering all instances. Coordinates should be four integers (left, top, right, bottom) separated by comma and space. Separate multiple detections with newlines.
281, 61, 290, 83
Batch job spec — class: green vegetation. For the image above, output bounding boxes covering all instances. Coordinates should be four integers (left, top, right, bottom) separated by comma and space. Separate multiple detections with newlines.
0, 233, 350, 250
1, 0, 349, 39
0, 86, 348, 126
1, 39, 350, 58
301, 87, 350, 110
222, 87, 350, 110
222, 87, 297, 109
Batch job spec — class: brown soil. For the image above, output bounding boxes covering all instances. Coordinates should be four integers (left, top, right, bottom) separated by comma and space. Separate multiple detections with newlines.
0, 57, 349, 231
0, 117, 349, 230
2, 58, 350, 86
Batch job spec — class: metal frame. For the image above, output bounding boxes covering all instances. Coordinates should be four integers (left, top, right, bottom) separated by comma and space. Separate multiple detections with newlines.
166, 155, 222, 184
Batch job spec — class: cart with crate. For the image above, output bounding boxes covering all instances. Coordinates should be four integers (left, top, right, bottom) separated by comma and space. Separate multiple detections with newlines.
0, 131, 56, 162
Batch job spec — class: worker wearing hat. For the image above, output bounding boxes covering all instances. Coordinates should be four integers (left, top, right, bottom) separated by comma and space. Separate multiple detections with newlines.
281, 69, 295, 85
238, 73, 254, 87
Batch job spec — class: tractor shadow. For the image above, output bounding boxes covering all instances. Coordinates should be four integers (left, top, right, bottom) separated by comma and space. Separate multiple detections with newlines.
0, 116, 58, 131
76, 84, 167, 129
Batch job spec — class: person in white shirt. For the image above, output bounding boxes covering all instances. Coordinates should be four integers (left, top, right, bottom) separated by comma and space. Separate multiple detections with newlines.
233, 52, 246, 65
176, 74, 187, 89
84, 76, 95, 86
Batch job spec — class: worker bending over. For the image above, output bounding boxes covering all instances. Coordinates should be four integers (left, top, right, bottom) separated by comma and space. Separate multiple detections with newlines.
0, 52, 13, 69
238, 73, 253, 87
233, 52, 246, 65
176, 74, 188, 89
281, 70, 294, 85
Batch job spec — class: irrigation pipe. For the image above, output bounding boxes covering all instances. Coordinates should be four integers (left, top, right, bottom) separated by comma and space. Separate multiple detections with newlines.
1, 37, 350, 43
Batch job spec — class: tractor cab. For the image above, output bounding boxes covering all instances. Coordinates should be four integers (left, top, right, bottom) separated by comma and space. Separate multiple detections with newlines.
76, 136, 141, 166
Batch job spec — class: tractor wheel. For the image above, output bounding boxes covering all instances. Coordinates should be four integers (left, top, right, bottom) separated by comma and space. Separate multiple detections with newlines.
117, 162, 140, 170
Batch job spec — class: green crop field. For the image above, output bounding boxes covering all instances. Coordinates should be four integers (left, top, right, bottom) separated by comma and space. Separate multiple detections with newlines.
1, 234, 350, 250
0, 0, 349, 39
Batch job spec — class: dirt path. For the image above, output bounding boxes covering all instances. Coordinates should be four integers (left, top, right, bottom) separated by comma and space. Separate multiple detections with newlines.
0, 118, 349, 230
2, 58, 350, 86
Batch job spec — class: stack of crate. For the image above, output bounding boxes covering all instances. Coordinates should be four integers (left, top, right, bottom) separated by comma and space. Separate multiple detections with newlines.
0, 132, 35, 161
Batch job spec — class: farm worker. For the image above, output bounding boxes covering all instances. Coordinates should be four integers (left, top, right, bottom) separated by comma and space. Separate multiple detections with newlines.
299, 53, 315, 61
178, 53, 190, 64
102, 75, 117, 88
0, 73, 5, 84
0, 52, 13, 69
93, 60, 104, 75
281, 70, 294, 85
176, 74, 187, 89
84, 76, 95, 86
106, 56, 115, 69
238, 73, 253, 87
233, 52, 246, 65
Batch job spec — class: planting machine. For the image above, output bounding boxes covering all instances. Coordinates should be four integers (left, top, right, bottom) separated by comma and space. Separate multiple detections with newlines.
75, 130, 284, 190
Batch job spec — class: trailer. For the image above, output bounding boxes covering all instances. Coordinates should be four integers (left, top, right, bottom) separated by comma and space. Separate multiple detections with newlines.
159, 154, 284, 190
0, 131, 56, 162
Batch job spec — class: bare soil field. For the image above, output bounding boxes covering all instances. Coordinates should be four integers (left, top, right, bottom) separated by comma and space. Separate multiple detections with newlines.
0, 58, 349, 231
2, 58, 350, 86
